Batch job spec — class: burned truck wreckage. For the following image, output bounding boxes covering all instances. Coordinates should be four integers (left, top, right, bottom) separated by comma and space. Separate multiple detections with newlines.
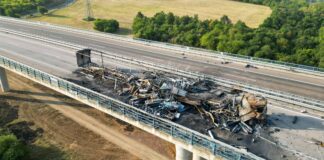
78, 65, 268, 135
74, 49, 271, 152
71, 50, 315, 159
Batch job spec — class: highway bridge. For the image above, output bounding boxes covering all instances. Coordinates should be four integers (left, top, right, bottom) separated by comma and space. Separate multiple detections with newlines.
0, 16, 323, 160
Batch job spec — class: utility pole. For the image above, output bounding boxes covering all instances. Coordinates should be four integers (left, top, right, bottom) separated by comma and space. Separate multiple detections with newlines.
84, 0, 94, 21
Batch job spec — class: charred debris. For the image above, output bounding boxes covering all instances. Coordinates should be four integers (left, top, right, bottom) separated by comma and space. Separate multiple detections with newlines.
78, 65, 268, 135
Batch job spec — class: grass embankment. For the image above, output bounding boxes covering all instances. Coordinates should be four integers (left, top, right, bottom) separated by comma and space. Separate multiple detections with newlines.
0, 101, 69, 160
30, 0, 271, 35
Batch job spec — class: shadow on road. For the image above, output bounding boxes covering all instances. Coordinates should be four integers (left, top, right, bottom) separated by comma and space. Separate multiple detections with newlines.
268, 113, 324, 130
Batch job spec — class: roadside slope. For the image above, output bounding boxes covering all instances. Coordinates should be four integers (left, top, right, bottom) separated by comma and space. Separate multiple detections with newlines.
2, 71, 174, 160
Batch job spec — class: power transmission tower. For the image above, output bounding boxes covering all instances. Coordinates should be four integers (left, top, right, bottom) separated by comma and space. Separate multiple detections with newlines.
84, 0, 94, 21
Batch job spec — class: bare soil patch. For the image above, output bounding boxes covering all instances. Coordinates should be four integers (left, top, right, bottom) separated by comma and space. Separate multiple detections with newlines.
0, 71, 174, 160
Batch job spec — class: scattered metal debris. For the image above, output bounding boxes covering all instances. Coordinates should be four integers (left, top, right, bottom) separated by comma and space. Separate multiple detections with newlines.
206, 127, 216, 139
306, 139, 324, 147
78, 66, 268, 134
245, 64, 258, 69
292, 116, 298, 124
300, 109, 307, 113
221, 60, 229, 64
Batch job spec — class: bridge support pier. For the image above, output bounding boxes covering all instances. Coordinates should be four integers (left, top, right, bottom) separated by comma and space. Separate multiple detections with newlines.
193, 153, 206, 160
176, 145, 192, 160
0, 67, 9, 92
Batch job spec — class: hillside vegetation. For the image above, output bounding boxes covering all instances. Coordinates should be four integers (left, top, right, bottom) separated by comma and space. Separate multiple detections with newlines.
0, 0, 64, 17
132, 1, 324, 67
30, 0, 271, 33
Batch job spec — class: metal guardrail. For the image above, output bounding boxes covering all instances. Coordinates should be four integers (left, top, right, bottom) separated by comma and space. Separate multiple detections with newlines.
1, 27, 323, 113
0, 16, 323, 76
134, 38, 324, 74
0, 55, 262, 160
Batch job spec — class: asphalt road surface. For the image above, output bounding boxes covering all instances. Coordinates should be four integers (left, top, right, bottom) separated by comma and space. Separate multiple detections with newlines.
0, 19, 323, 101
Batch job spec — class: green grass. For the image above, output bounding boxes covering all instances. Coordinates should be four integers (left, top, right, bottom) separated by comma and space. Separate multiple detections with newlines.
30, 0, 272, 35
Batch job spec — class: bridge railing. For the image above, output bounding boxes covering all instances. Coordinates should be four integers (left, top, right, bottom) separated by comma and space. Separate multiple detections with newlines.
0, 55, 262, 160
135, 38, 324, 73
0, 16, 323, 76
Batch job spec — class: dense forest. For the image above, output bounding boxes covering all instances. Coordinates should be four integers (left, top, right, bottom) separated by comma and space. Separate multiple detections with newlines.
0, 0, 50, 17
132, 0, 324, 68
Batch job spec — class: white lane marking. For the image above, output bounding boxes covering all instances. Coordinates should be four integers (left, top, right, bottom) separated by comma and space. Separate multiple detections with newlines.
140, 55, 163, 62
223, 73, 257, 82
90, 43, 106, 49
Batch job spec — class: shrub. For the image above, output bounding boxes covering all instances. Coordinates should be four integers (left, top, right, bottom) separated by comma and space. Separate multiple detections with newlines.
0, 134, 27, 160
94, 19, 119, 33
37, 6, 48, 15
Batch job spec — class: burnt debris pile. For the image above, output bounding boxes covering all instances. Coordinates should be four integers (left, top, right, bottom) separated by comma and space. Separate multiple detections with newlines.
79, 67, 268, 134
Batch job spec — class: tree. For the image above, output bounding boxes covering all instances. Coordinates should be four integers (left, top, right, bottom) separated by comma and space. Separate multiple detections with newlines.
316, 27, 324, 68
4, 9, 17, 17
132, 12, 146, 33
94, 19, 119, 33
255, 45, 276, 59
37, 6, 48, 15
0, 0, 51, 17
220, 15, 232, 25
295, 49, 317, 66
318, 57, 324, 68
0, 7, 4, 16
295, 36, 318, 50
200, 29, 220, 49
131, 1, 324, 67
0, 135, 27, 160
